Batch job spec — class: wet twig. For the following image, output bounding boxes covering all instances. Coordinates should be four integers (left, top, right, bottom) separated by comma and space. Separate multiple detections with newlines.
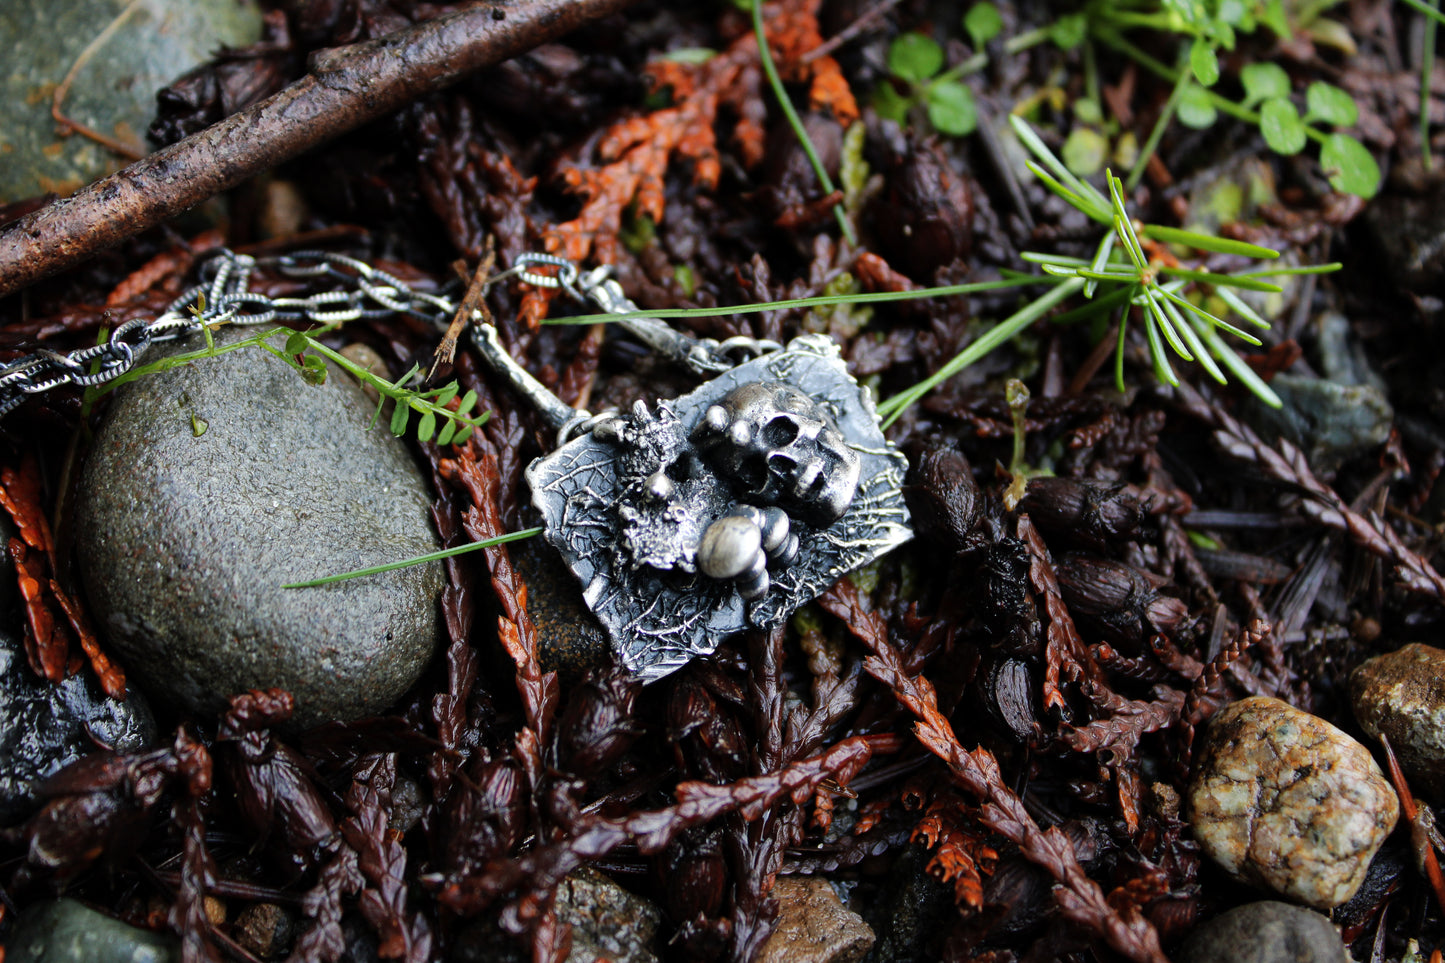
0, 0, 640, 297
1170, 382, 1445, 603
817, 581, 1170, 963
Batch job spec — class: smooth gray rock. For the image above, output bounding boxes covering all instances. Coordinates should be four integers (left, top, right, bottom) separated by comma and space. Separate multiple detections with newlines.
1246, 372, 1392, 474
5, 898, 178, 963
1313, 312, 1387, 394
0, 0, 261, 202
1175, 901, 1349, 963
75, 327, 443, 728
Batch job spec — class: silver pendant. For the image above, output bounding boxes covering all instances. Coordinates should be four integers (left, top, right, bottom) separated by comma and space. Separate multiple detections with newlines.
478, 257, 912, 682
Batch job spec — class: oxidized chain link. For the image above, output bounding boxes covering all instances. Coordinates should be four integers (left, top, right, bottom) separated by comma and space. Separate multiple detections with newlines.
513, 252, 781, 375
0, 248, 777, 419
0, 251, 458, 420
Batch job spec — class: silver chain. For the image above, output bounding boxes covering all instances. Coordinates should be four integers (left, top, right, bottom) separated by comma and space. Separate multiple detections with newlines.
0, 249, 778, 419
0, 251, 457, 420
511, 252, 780, 374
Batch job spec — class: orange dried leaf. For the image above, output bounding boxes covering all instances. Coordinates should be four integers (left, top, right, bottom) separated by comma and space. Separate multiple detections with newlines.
534, 0, 854, 304
50, 577, 125, 699
104, 229, 224, 307
11, 539, 63, 682
0, 458, 54, 554
766, 0, 858, 123
911, 795, 998, 910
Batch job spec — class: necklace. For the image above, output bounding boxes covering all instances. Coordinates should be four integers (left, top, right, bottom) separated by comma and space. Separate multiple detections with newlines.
0, 250, 913, 681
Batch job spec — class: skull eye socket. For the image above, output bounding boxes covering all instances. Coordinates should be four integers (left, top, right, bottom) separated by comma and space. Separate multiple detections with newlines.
738, 454, 770, 491
768, 453, 798, 477
761, 415, 800, 449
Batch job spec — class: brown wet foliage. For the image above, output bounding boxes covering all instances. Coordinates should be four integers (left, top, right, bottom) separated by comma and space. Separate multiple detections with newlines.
2, 1, 1445, 962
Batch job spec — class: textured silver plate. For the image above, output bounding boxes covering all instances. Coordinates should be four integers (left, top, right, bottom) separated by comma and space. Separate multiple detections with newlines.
525, 334, 911, 682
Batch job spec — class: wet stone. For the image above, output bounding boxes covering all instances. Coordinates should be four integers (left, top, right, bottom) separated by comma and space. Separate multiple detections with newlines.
232, 902, 295, 960
511, 536, 610, 683
0, 634, 157, 825
757, 877, 875, 963
0, 0, 262, 203
1351, 643, 1445, 798
5, 898, 179, 963
864, 843, 954, 963
450, 867, 662, 963
0, 511, 156, 825
1188, 696, 1398, 909
1174, 901, 1350, 963
75, 327, 444, 729
1361, 163, 1445, 296
1245, 372, 1392, 474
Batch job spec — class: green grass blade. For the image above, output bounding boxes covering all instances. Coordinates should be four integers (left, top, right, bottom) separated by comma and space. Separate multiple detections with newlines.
1158, 288, 1263, 344
1154, 266, 1282, 291
1142, 305, 1179, 386
1144, 288, 1193, 361
1114, 308, 1128, 391
1141, 224, 1281, 258
1022, 160, 1108, 221
1010, 116, 1112, 218
1230, 262, 1342, 279
1113, 215, 1148, 269
1196, 321, 1282, 407
1161, 294, 1226, 382
1084, 232, 1118, 298
1051, 284, 1136, 324
1212, 286, 1272, 331
541, 276, 1049, 325
283, 527, 545, 588
877, 277, 1085, 425
1401, 0, 1445, 28
752, 1, 855, 244
1020, 252, 1091, 267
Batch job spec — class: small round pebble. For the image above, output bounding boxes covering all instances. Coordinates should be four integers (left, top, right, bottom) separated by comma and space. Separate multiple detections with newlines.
1175, 901, 1349, 963
1350, 643, 1445, 797
1188, 696, 1399, 909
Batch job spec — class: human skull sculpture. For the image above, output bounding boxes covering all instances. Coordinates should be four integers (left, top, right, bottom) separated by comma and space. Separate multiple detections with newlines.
693, 381, 862, 527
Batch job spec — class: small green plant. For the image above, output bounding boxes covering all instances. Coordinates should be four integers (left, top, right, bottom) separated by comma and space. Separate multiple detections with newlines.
873, 30, 981, 136
278, 330, 488, 445
100, 324, 488, 446
872, 116, 1342, 424
1078, 3, 1381, 197
871, 3, 1087, 138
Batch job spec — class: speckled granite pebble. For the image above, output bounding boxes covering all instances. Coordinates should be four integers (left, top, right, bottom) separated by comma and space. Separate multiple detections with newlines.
450, 867, 661, 963
1175, 901, 1349, 963
758, 877, 875, 963
1351, 643, 1445, 797
1188, 696, 1398, 909
75, 327, 443, 728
